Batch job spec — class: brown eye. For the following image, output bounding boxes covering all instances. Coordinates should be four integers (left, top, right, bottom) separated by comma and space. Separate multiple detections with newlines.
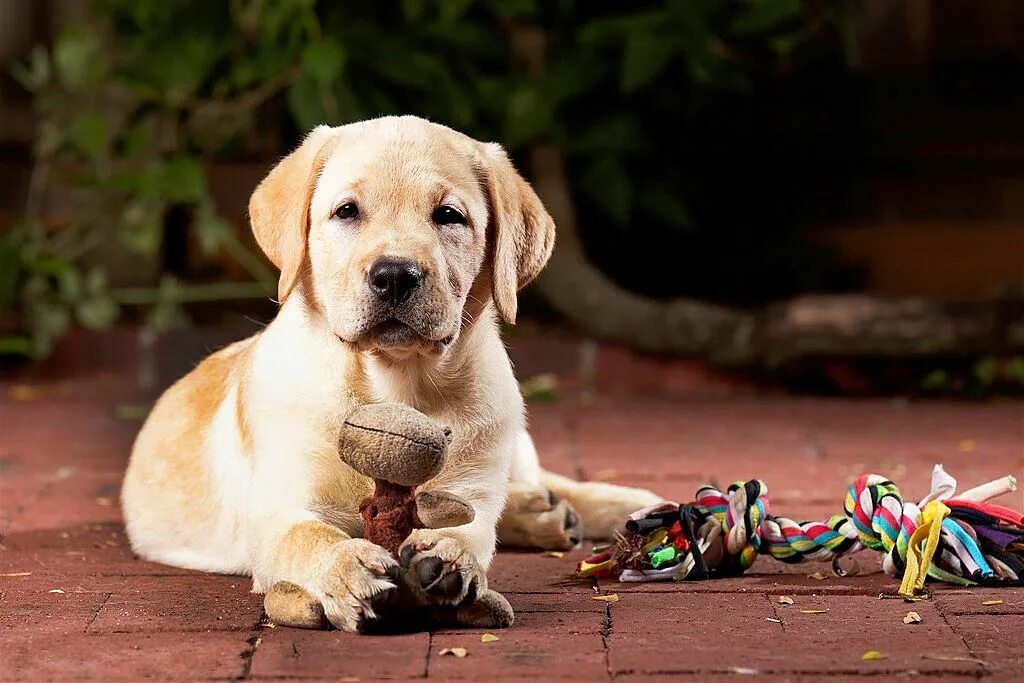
432, 205, 466, 226
335, 202, 359, 220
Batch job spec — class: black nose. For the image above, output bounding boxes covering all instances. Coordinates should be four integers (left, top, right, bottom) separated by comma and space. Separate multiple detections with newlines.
367, 258, 423, 305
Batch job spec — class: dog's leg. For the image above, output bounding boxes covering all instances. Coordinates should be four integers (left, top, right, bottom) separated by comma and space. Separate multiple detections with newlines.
398, 466, 507, 609
250, 513, 399, 632
497, 431, 585, 549
498, 430, 662, 548
540, 470, 662, 541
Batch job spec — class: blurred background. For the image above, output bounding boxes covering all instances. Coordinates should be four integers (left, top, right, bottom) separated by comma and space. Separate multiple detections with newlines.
1, 0, 1023, 396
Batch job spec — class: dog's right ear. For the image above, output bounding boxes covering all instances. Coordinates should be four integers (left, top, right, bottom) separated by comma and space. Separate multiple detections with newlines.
249, 125, 337, 304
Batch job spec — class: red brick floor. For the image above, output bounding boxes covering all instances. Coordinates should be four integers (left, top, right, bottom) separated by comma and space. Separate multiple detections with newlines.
1, 374, 1022, 680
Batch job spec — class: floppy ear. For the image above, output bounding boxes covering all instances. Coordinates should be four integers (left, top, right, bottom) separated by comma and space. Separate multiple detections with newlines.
248, 125, 338, 303
479, 143, 556, 324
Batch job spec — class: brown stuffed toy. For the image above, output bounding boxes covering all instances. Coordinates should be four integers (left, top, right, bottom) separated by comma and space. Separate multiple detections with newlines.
264, 403, 514, 632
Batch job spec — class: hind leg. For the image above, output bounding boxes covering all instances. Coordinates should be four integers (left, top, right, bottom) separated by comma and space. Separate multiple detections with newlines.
540, 470, 662, 541
497, 431, 662, 549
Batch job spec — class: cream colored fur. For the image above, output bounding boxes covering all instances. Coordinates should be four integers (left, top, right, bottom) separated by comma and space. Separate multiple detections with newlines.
121, 116, 659, 632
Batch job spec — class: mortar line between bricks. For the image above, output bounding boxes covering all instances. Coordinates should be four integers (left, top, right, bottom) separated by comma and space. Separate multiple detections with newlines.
764, 591, 787, 632
600, 602, 613, 681
83, 591, 112, 632
936, 601, 990, 676
613, 666, 988, 677
235, 607, 267, 680
424, 630, 433, 679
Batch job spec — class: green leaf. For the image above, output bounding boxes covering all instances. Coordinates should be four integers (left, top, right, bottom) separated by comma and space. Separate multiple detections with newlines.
36, 121, 62, 156
119, 198, 164, 255
504, 84, 553, 148
0, 336, 34, 357
730, 0, 802, 36
146, 301, 190, 331
9, 45, 51, 92
84, 267, 108, 296
68, 112, 109, 159
921, 369, 949, 391
122, 119, 155, 160
53, 24, 104, 90
400, 0, 428, 22
621, 33, 677, 92
439, 0, 474, 23
769, 30, 807, 57
641, 186, 693, 231
1005, 357, 1024, 383
57, 268, 82, 302
301, 39, 345, 85
76, 297, 119, 330
29, 300, 71, 355
159, 157, 207, 203
487, 0, 537, 20
287, 74, 330, 130
570, 117, 648, 156
973, 358, 998, 386
195, 206, 230, 256
579, 157, 631, 222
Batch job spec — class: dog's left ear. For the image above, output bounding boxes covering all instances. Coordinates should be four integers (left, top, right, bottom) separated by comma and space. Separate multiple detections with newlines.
249, 125, 338, 304
478, 143, 556, 324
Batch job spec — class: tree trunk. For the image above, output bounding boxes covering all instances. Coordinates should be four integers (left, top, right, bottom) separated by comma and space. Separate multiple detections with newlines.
526, 146, 1024, 367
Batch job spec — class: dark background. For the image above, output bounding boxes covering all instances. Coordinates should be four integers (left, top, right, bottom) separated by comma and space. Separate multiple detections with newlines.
2, 0, 1023, 392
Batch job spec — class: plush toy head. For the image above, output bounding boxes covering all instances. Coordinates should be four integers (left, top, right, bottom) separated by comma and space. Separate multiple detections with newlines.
264, 403, 514, 632
338, 403, 475, 554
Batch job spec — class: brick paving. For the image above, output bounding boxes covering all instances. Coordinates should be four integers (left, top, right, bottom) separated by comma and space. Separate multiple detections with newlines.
1, 332, 1023, 681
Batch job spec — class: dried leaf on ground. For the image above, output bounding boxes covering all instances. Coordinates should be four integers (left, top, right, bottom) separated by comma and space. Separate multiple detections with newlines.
592, 594, 619, 602
48, 589, 65, 594
981, 599, 1003, 606
808, 571, 828, 580
10, 385, 39, 401
481, 633, 499, 643
778, 595, 794, 605
903, 611, 922, 624
542, 551, 564, 558
439, 647, 468, 658
862, 650, 886, 660
800, 609, 828, 614
519, 373, 558, 401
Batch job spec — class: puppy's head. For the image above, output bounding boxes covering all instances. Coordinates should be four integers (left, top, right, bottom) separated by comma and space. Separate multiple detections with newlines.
249, 116, 555, 358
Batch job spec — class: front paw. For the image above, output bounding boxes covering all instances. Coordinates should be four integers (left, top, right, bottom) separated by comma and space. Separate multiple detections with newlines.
316, 538, 399, 631
398, 530, 486, 607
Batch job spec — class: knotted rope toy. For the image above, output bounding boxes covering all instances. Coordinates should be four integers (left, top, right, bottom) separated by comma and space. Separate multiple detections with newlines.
578, 465, 1022, 596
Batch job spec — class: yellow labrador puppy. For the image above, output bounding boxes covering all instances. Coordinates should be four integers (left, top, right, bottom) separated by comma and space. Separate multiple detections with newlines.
122, 116, 659, 631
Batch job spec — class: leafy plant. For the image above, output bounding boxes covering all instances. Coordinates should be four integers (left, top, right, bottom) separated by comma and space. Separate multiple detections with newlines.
6, 0, 841, 358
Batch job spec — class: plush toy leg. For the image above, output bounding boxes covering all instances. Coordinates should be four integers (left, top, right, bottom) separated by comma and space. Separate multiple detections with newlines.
414, 490, 475, 529
453, 589, 515, 629
265, 581, 329, 630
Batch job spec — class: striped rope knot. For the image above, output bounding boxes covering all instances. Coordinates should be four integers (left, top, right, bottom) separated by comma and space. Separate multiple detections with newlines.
696, 480, 769, 572
843, 474, 949, 594
580, 465, 1022, 596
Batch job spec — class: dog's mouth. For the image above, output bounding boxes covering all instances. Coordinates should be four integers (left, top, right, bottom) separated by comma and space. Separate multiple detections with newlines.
364, 319, 421, 348
351, 318, 456, 353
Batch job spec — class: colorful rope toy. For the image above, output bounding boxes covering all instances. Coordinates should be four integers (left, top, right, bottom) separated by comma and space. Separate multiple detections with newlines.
578, 465, 1022, 596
